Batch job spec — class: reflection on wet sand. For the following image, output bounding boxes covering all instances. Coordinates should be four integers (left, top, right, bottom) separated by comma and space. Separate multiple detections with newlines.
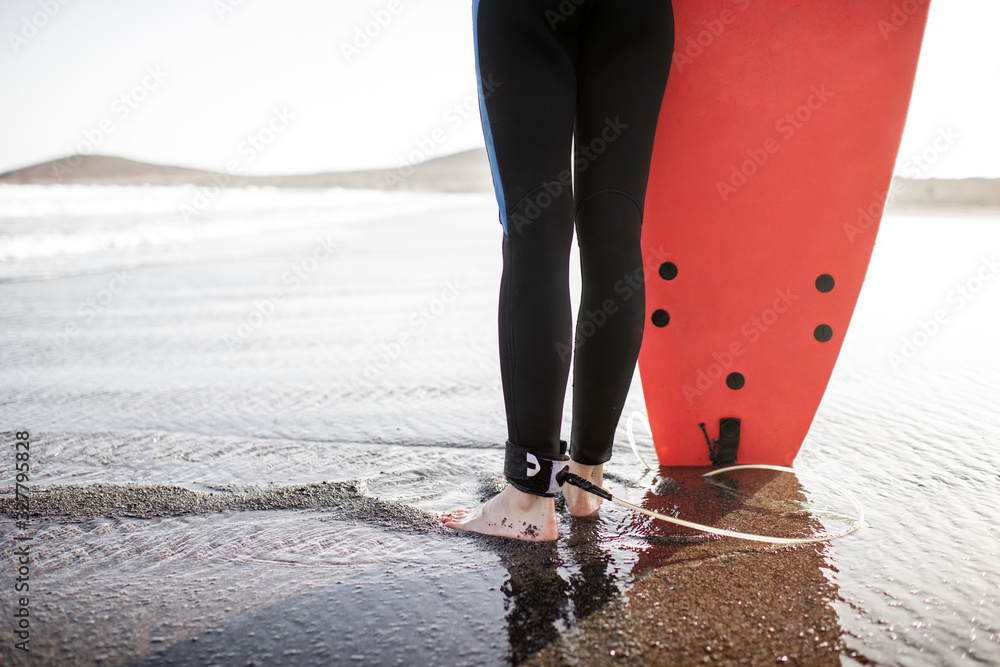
524, 467, 859, 666
490, 516, 621, 663
0, 464, 860, 665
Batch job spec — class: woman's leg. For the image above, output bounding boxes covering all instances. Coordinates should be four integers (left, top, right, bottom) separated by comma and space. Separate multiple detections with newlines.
564, 0, 674, 515
442, 0, 583, 539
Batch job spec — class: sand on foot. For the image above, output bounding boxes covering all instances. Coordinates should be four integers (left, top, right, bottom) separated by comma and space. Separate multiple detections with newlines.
440, 485, 558, 541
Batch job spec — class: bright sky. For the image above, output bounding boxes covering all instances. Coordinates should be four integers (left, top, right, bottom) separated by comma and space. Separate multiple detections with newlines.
1, 0, 997, 178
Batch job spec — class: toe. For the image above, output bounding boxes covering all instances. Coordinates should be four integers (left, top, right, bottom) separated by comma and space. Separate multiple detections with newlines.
440, 508, 470, 522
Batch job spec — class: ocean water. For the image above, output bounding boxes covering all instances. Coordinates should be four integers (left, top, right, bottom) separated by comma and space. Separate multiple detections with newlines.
0, 184, 998, 665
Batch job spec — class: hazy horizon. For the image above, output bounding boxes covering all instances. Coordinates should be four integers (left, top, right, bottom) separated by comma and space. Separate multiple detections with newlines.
2, 0, 998, 178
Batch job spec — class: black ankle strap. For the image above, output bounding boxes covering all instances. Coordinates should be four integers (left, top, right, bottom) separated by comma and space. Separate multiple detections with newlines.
503, 441, 569, 497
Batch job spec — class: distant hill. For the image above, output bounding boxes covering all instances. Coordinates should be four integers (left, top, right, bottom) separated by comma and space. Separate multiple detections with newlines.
0, 149, 494, 193
884, 178, 1000, 209
1, 150, 997, 206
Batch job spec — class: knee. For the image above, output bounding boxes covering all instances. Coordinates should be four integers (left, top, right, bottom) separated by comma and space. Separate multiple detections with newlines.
576, 188, 642, 222
504, 180, 574, 241
575, 188, 644, 231
575, 189, 644, 260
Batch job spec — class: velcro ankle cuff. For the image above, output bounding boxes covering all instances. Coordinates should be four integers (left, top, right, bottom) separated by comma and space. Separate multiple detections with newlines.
503, 440, 569, 497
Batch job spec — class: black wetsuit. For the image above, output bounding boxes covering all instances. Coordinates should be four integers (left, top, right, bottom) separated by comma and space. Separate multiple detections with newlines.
474, 0, 674, 467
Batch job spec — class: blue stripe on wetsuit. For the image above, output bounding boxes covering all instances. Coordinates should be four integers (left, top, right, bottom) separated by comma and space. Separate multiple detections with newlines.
472, 0, 508, 235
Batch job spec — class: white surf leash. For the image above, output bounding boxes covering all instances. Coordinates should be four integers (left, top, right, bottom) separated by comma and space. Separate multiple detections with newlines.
566, 411, 865, 545
627, 411, 656, 471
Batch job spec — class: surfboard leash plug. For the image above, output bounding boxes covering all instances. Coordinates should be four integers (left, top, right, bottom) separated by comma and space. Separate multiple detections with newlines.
700, 418, 741, 465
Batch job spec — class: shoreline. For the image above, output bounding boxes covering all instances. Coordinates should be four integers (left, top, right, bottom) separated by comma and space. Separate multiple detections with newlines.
1, 151, 998, 207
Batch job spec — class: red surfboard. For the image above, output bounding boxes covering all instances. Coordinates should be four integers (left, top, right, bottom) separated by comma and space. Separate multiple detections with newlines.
639, 0, 930, 466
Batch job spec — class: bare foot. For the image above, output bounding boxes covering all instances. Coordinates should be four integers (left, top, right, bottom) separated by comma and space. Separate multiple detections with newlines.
440, 485, 558, 541
563, 460, 606, 517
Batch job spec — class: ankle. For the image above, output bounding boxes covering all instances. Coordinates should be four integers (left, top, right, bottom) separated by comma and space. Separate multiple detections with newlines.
568, 460, 603, 483
503, 484, 556, 513
563, 460, 606, 518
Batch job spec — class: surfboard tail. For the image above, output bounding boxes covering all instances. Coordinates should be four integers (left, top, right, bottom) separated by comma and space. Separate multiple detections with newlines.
640, 0, 931, 466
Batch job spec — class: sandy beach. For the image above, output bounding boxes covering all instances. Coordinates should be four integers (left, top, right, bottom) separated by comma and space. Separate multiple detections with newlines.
1, 177, 999, 665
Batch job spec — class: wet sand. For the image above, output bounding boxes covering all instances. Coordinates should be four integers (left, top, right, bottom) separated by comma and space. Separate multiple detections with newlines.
2, 469, 853, 666
1, 185, 998, 665
528, 473, 849, 666
0, 481, 441, 530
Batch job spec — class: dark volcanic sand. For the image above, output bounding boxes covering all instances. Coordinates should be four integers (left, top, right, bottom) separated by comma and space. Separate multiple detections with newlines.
2, 187, 998, 665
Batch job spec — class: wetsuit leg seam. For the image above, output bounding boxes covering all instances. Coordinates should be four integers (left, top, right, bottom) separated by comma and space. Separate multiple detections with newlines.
505, 181, 573, 213
574, 188, 644, 220
502, 181, 573, 237
500, 238, 513, 441
505, 257, 518, 441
